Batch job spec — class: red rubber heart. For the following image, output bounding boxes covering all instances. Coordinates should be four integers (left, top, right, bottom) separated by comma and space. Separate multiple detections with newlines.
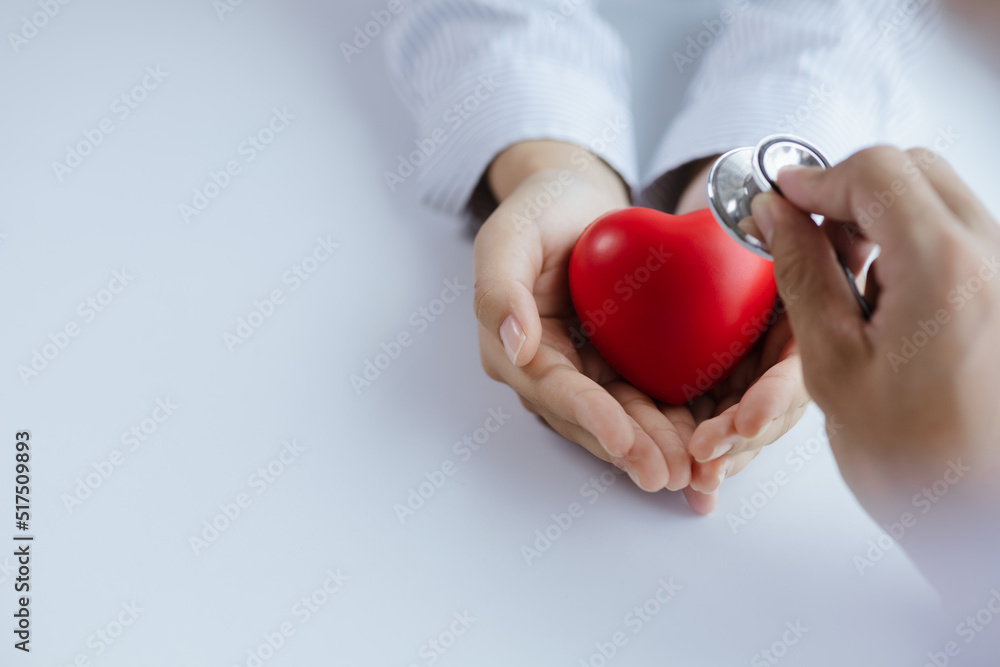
568, 207, 777, 405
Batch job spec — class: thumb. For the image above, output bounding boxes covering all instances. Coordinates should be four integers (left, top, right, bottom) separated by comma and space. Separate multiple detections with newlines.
472, 207, 544, 367
751, 192, 867, 379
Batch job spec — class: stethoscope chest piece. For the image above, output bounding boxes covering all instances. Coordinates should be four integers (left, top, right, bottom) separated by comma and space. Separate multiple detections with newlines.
707, 134, 831, 260
706, 134, 871, 319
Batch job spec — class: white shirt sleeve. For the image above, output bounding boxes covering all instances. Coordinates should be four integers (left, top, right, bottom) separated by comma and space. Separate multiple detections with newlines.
385, 0, 939, 217
383, 0, 639, 216
643, 0, 940, 209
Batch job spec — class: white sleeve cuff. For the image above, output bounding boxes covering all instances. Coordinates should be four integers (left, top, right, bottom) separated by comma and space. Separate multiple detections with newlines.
396, 56, 638, 216
642, 0, 939, 210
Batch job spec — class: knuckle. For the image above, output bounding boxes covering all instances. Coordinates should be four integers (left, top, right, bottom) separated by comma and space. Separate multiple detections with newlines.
572, 384, 614, 416
852, 146, 907, 187
852, 145, 905, 171
904, 146, 939, 169
616, 392, 648, 415
906, 145, 958, 175
772, 242, 814, 297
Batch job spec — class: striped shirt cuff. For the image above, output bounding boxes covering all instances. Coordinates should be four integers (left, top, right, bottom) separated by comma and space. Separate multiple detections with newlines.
644, 81, 929, 212
406, 55, 639, 216
642, 0, 938, 211
642, 73, 892, 210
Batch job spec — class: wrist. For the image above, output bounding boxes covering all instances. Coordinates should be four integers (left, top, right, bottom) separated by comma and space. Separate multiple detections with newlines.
673, 155, 719, 215
488, 140, 629, 204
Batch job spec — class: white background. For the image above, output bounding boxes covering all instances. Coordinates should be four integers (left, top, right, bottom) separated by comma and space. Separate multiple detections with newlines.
1, 1, 998, 665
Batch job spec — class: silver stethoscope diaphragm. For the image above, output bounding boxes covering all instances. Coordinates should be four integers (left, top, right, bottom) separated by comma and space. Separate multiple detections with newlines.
706, 134, 872, 320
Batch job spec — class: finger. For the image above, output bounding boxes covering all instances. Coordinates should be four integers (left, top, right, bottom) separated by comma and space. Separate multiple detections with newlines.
614, 415, 671, 492
607, 383, 691, 491
903, 148, 997, 236
689, 447, 761, 495
720, 448, 762, 480
737, 216, 765, 247
775, 146, 958, 252
689, 404, 742, 463
481, 327, 635, 458
689, 456, 728, 494
751, 193, 869, 394
689, 374, 809, 465
682, 487, 718, 515
732, 354, 808, 441
473, 201, 544, 367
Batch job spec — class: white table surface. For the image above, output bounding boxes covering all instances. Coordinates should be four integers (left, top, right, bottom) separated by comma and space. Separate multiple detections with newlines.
2, 1, 998, 665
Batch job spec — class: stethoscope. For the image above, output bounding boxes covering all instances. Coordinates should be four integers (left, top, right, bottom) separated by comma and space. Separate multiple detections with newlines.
706, 135, 872, 320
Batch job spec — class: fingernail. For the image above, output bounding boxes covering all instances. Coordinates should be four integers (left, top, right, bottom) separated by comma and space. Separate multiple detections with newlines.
705, 441, 734, 462
710, 470, 727, 494
595, 436, 612, 460
716, 460, 734, 491
627, 469, 647, 491
499, 315, 526, 365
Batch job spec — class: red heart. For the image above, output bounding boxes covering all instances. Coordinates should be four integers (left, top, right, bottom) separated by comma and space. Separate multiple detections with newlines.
568, 207, 777, 405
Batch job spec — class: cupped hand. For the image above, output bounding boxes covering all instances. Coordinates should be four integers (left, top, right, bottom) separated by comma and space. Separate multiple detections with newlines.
474, 141, 714, 510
